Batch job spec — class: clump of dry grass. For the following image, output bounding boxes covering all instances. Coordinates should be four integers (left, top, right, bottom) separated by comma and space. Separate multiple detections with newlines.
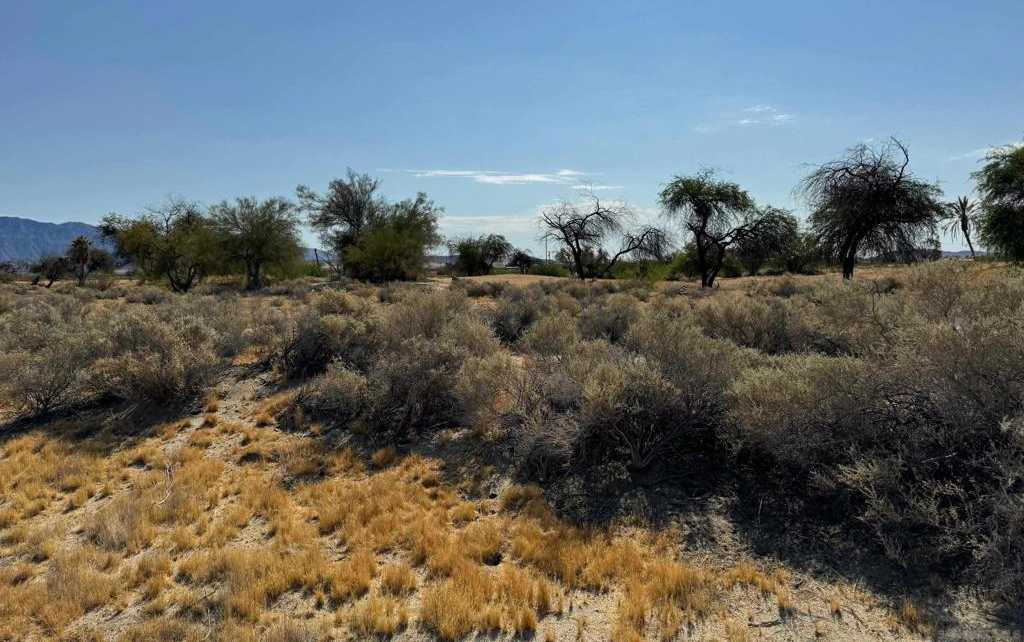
325, 548, 377, 603
891, 598, 935, 638
449, 500, 476, 525
349, 593, 410, 636
380, 562, 417, 595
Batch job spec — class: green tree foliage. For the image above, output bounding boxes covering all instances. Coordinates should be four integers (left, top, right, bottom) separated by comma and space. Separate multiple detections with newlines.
800, 137, 944, 279
343, 193, 442, 282
298, 172, 441, 282
209, 197, 303, 290
448, 234, 513, 276
102, 198, 221, 292
660, 170, 794, 287
974, 144, 1024, 262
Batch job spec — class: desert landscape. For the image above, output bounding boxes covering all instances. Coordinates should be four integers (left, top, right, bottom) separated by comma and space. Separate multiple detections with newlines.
3, 3, 1023, 640
1, 258, 1022, 641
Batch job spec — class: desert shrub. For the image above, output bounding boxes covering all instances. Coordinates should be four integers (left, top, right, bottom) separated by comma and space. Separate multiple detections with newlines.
693, 293, 819, 355
519, 312, 579, 357
577, 293, 640, 343
0, 342, 98, 414
0, 294, 241, 410
437, 312, 501, 359
90, 307, 222, 402
383, 290, 469, 343
793, 280, 911, 356
575, 352, 687, 470
757, 276, 810, 299
727, 354, 879, 469
903, 260, 1024, 324
124, 285, 173, 305
361, 337, 469, 440
276, 311, 381, 379
263, 278, 313, 298
514, 416, 579, 482
626, 305, 753, 430
728, 309, 1024, 596
454, 351, 521, 431
455, 279, 507, 298
490, 288, 557, 343
313, 288, 370, 317
969, 417, 1024, 602
297, 362, 371, 428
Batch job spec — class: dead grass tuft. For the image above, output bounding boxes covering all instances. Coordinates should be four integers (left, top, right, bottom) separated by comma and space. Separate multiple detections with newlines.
371, 446, 398, 469
349, 593, 410, 636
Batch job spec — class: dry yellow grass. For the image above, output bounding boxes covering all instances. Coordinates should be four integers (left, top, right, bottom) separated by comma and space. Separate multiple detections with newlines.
0, 372, 923, 641
349, 593, 410, 636
380, 562, 417, 595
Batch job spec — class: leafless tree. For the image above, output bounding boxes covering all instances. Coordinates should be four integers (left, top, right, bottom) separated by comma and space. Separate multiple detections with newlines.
539, 192, 667, 279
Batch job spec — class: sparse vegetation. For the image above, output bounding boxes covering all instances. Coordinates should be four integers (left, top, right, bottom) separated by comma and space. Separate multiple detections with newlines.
1, 260, 1021, 640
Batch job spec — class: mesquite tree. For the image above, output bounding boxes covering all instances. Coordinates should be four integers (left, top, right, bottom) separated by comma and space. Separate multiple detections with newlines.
799, 137, 943, 279
209, 197, 303, 290
660, 170, 790, 287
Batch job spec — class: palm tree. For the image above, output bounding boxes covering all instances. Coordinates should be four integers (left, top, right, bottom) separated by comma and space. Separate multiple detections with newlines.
941, 196, 978, 258
66, 236, 92, 286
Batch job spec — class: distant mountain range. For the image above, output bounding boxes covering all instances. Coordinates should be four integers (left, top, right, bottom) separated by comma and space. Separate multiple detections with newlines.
0, 216, 111, 263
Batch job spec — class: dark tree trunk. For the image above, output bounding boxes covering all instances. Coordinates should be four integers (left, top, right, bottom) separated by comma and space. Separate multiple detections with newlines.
963, 224, 976, 259
696, 239, 710, 288
246, 262, 263, 290
841, 252, 856, 279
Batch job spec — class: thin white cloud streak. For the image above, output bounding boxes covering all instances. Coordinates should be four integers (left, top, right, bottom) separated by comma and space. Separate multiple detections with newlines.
399, 168, 593, 186
696, 104, 796, 133
570, 184, 622, 191
947, 141, 1023, 162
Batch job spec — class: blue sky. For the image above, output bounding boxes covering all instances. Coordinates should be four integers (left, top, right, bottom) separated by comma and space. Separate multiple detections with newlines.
2, 1, 1021, 253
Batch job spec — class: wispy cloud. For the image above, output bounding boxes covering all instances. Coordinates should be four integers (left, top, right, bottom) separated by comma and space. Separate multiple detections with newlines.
394, 168, 594, 186
947, 141, 1023, 162
695, 104, 797, 133
570, 183, 622, 191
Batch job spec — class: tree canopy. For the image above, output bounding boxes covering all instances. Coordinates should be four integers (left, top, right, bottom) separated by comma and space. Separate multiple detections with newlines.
209, 197, 303, 290
299, 172, 441, 282
297, 170, 385, 274
974, 144, 1024, 262
343, 193, 442, 282
940, 196, 979, 258
800, 137, 943, 279
660, 170, 791, 286
733, 207, 800, 276
101, 197, 221, 292
448, 234, 513, 276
